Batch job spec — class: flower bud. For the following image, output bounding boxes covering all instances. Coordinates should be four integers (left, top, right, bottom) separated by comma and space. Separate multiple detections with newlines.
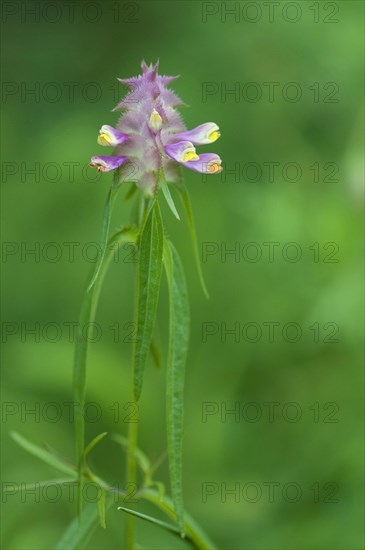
148, 109, 163, 132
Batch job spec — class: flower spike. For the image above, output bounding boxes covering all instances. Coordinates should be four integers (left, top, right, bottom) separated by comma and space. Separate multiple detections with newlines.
89, 61, 222, 194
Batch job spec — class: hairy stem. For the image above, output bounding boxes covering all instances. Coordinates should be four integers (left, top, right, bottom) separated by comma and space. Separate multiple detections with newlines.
125, 418, 138, 548
125, 195, 146, 548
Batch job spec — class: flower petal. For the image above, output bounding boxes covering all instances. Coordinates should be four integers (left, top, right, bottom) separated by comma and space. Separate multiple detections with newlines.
89, 155, 129, 172
164, 141, 199, 163
172, 123, 220, 145
97, 125, 129, 146
181, 153, 222, 174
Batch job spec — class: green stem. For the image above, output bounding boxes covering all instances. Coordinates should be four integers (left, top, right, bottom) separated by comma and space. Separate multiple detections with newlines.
124, 195, 148, 549
125, 418, 138, 549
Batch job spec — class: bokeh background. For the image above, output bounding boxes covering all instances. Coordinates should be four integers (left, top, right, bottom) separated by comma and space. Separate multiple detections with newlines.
1, 1, 364, 548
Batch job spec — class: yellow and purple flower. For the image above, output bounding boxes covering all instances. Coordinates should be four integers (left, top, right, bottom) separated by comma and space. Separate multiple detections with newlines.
89, 61, 222, 194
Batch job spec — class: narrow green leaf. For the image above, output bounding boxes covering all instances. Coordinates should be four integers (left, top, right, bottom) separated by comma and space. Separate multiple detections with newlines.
97, 488, 107, 529
160, 178, 180, 220
82, 432, 110, 490
55, 497, 113, 550
133, 201, 164, 401
10, 432, 76, 477
84, 432, 108, 463
176, 182, 209, 299
73, 225, 138, 518
117, 507, 183, 539
163, 240, 190, 534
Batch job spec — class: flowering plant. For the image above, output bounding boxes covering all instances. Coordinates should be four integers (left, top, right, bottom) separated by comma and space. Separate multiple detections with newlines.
10, 61, 221, 549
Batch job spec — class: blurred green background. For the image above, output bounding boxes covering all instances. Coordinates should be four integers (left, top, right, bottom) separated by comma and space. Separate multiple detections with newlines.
1, 1, 364, 548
